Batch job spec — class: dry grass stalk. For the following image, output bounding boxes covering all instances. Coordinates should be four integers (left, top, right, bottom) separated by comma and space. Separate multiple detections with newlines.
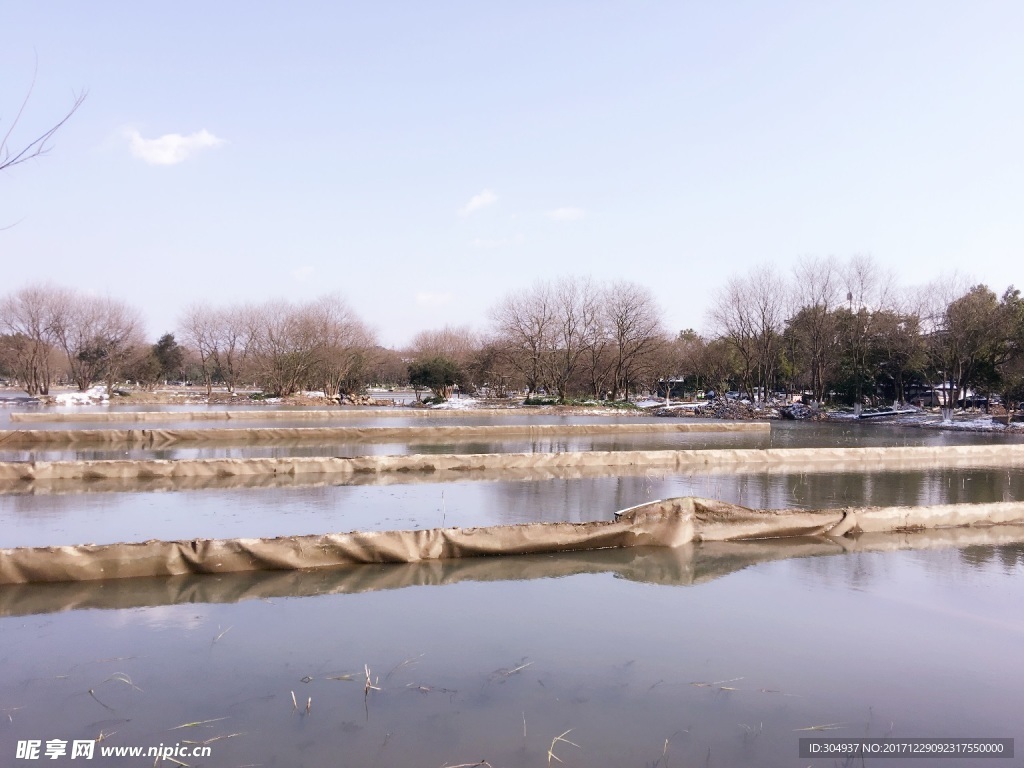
739, 722, 763, 744
758, 687, 799, 697
364, 665, 381, 696
491, 659, 533, 682
170, 717, 228, 730
153, 757, 190, 768
385, 654, 425, 681
104, 673, 142, 692
794, 723, 844, 731
212, 626, 232, 643
547, 729, 580, 765
182, 732, 244, 746
406, 683, 456, 696
690, 676, 743, 689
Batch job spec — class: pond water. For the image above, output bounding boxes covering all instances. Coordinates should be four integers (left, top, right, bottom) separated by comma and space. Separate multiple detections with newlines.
0, 405, 655, 430
3, 419, 1023, 463
2, 464, 1023, 548
3, 410, 1023, 765
1, 535, 1021, 767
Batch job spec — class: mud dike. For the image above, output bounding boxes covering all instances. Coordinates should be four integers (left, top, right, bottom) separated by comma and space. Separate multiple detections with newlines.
4, 416, 1024, 586
9, 408, 625, 423
0, 420, 767, 447
2, 442, 1023, 483
2, 496, 1023, 585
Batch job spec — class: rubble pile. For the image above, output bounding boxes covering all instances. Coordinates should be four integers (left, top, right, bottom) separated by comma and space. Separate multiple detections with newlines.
338, 393, 393, 406
778, 402, 828, 420
654, 400, 780, 420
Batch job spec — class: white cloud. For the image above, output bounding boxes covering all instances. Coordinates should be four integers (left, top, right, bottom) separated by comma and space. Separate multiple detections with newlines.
125, 128, 226, 165
546, 206, 587, 221
415, 291, 453, 308
291, 265, 314, 282
459, 189, 497, 216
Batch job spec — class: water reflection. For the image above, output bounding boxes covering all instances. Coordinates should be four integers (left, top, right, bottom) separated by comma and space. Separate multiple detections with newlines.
3, 466, 1024, 547
4, 419, 1024, 462
4, 528, 1022, 618
0, 539, 1020, 768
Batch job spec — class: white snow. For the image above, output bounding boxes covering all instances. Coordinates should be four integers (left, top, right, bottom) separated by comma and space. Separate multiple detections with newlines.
54, 386, 109, 406
658, 402, 704, 410
935, 416, 1004, 431
429, 397, 479, 410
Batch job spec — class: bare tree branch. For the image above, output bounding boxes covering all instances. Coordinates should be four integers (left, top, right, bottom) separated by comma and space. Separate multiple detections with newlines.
1, 61, 87, 174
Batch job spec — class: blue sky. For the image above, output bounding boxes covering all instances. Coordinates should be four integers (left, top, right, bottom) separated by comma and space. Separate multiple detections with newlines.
2, 2, 1022, 346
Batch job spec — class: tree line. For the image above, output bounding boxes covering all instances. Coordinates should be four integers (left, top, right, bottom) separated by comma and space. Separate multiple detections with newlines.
2, 259, 1023, 411
704, 256, 1024, 413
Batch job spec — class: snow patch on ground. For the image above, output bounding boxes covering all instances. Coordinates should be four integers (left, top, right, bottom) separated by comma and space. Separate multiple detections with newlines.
929, 416, 1008, 431
828, 411, 860, 421
429, 397, 480, 410
54, 386, 109, 406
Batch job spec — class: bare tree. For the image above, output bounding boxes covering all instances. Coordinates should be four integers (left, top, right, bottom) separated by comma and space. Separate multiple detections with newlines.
410, 325, 480, 367
842, 254, 895, 312
838, 255, 897, 409
211, 306, 248, 393
603, 280, 665, 400
309, 295, 377, 399
542, 277, 601, 402
242, 296, 374, 398
407, 324, 480, 397
710, 267, 785, 400
2, 65, 86, 174
244, 300, 318, 396
710, 277, 756, 397
179, 303, 219, 395
648, 331, 688, 403
489, 282, 556, 396
0, 283, 68, 394
51, 294, 144, 392
179, 303, 250, 394
366, 346, 410, 389
787, 256, 841, 403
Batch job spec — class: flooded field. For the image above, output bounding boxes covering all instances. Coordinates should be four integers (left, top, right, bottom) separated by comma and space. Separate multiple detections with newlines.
3, 465, 1024, 548
3, 419, 1023, 464
1, 537, 1021, 767
1, 408, 1022, 766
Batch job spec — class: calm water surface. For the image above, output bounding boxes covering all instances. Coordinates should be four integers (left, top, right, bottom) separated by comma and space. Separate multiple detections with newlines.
3, 419, 1023, 462
2, 465, 1023, 548
1, 538, 1021, 767
3, 414, 1024, 547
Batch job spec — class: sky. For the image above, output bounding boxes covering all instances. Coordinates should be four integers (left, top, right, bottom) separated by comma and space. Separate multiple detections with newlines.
2, 2, 1022, 347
